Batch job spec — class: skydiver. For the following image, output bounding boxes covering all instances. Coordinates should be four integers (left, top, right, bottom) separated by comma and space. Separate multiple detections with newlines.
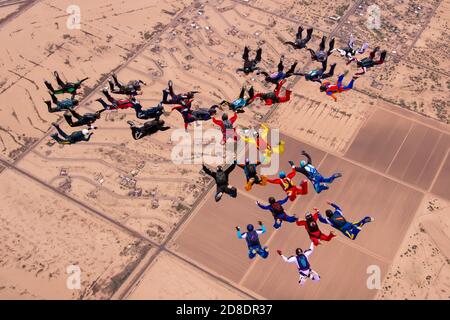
50, 122, 94, 145
295, 60, 336, 83
127, 119, 170, 140
347, 46, 387, 79
202, 162, 237, 202
44, 92, 79, 113
284, 26, 313, 50
320, 73, 355, 102
96, 89, 136, 110
161, 80, 198, 105
277, 242, 320, 285
296, 210, 336, 246
236, 158, 267, 191
267, 166, 308, 201
63, 108, 105, 127
236, 46, 262, 75
257, 56, 299, 85
133, 102, 166, 120
219, 86, 254, 113
256, 196, 297, 229
44, 71, 88, 97
212, 112, 239, 144
236, 221, 269, 259
108, 73, 146, 96
289, 150, 342, 193
318, 202, 374, 240
307, 35, 335, 63
247, 80, 292, 106
332, 34, 368, 60
172, 101, 221, 130
240, 124, 285, 164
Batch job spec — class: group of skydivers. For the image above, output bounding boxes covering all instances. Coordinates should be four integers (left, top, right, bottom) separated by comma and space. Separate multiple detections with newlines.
43, 26, 385, 285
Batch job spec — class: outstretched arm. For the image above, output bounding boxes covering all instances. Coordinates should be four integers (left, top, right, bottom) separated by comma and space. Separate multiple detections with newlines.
202, 164, 214, 177
237, 230, 246, 239
278, 195, 290, 205
225, 162, 236, 175
281, 255, 297, 263
296, 219, 306, 226
301, 151, 312, 165
212, 117, 222, 127
287, 167, 297, 179
328, 92, 338, 102
256, 201, 271, 210
256, 224, 267, 235
329, 202, 341, 211
304, 242, 315, 258
230, 112, 238, 124
318, 213, 331, 225
267, 177, 281, 184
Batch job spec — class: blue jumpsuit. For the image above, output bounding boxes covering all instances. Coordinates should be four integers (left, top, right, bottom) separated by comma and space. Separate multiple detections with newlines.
237, 225, 269, 259
256, 196, 297, 229
318, 203, 372, 240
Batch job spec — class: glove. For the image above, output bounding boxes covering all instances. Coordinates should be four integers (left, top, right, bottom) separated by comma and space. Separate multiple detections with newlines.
277, 250, 282, 256
258, 221, 263, 226
235, 226, 240, 231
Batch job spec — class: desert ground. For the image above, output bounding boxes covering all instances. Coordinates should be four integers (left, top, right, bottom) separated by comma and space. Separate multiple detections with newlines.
0, 0, 448, 300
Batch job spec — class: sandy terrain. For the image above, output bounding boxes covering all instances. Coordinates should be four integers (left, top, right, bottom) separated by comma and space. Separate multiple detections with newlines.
125, 252, 248, 300
0, 0, 448, 300
378, 196, 450, 299
0, 169, 150, 299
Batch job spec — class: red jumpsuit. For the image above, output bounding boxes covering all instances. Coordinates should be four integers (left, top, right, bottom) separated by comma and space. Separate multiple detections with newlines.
114, 99, 134, 109
267, 168, 308, 201
212, 113, 238, 143
249, 80, 292, 106
296, 212, 335, 246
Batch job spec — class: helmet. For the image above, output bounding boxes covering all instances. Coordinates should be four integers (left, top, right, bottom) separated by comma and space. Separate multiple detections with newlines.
300, 160, 307, 167
82, 129, 89, 135
279, 171, 286, 179
268, 197, 276, 204
245, 158, 250, 165
210, 105, 218, 115
295, 248, 303, 256
305, 212, 313, 220
73, 100, 79, 106
222, 113, 228, 121
325, 209, 334, 218
217, 166, 223, 172
319, 83, 328, 92
247, 224, 254, 232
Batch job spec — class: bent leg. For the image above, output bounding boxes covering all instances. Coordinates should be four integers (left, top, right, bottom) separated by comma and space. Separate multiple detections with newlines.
354, 216, 373, 228
51, 134, 67, 144
273, 219, 282, 229
298, 179, 309, 195
343, 79, 354, 90
63, 113, 74, 126
54, 125, 68, 139
310, 270, 320, 281
319, 232, 335, 242
258, 247, 269, 259
55, 72, 65, 87
96, 98, 111, 110
278, 90, 292, 103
